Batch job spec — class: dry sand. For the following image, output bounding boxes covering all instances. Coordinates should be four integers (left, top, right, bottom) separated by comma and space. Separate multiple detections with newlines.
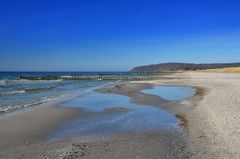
134, 72, 240, 159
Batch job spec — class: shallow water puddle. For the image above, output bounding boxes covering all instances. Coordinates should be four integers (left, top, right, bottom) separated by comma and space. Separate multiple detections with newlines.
48, 86, 193, 139
142, 86, 195, 100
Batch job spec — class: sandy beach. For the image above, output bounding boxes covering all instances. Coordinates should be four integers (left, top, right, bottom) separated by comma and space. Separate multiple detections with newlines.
134, 72, 240, 158
1, 72, 240, 158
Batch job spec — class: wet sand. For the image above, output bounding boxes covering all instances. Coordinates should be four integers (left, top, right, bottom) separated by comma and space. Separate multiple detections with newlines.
0, 105, 81, 150
0, 104, 134, 151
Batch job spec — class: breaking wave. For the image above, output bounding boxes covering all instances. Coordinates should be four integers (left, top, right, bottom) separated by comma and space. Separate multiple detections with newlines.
0, 90, 26, 96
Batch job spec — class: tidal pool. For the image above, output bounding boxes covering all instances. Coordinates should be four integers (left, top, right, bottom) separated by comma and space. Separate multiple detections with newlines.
48, 86, 194, 139
142, 86, 195, 100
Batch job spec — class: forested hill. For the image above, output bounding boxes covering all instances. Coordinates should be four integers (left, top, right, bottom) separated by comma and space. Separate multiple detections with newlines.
131, 63, 240, 72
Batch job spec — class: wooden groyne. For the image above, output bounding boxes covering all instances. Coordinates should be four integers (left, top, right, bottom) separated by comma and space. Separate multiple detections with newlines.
19, 73, 186, 81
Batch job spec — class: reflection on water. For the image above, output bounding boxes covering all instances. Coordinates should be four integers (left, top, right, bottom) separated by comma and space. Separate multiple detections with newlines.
142, 86, 194, 100
48, 86, 193, 139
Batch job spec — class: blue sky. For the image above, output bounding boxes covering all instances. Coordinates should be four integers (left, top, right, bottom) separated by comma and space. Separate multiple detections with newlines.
1, 0, 240, 71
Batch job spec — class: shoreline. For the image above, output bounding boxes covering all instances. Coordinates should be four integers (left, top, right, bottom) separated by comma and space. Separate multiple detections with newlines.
0, 81, 193, 158
1, 72, 239, 158
0, 81, 191, 159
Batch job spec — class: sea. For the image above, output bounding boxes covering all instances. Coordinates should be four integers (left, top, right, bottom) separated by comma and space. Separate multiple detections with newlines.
0, 72, 118, 113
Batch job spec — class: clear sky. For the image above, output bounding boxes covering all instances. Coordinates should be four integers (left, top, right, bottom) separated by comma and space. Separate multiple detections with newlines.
1, 0, 240, 71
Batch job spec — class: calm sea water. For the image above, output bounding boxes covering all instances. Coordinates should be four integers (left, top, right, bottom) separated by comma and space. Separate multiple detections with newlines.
0, 72, 116, 113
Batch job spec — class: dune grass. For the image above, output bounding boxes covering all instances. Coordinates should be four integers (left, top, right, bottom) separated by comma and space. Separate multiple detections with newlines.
197, 67, 240, 73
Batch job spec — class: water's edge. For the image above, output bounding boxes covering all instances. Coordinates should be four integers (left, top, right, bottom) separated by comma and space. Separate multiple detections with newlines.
47, 84, 194, 140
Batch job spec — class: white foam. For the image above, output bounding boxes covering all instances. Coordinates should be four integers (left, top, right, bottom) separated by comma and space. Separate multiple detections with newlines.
0, 80, 6, 85
0, 90, 26, 95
